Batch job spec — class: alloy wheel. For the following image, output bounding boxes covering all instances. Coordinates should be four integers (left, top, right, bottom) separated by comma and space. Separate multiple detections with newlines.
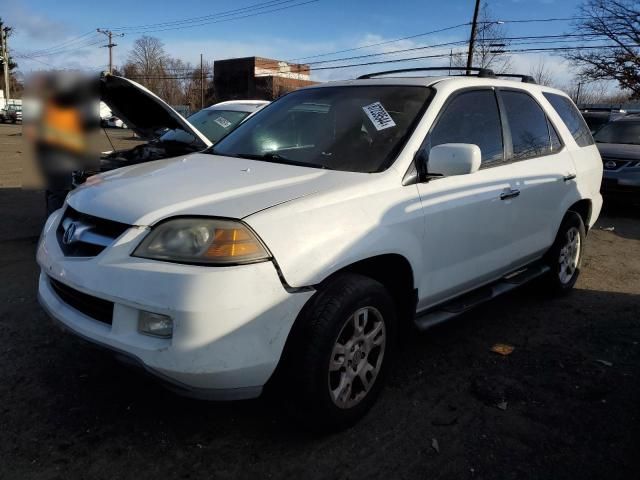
558, 226, 581, 285
328, 306, 386, 409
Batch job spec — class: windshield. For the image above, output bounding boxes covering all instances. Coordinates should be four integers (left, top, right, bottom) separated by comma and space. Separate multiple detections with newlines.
157, 109, 250, 146
594, 121, 640, 145
184, 109, 251, 143
211, 86, 433, 173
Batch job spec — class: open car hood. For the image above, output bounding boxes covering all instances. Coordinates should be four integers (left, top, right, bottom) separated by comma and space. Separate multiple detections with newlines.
100, 74, 212, 148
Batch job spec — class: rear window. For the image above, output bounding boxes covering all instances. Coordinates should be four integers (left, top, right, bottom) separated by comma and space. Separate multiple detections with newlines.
543, 93, 594, 147
501, 90, 552, 160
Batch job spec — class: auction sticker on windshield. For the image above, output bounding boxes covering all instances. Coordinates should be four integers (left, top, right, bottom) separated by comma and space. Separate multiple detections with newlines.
214, 116, 233, 129
362, 102, 396, 131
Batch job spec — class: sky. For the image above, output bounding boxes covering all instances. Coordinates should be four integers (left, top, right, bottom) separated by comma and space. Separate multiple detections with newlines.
4, 0, 592, 86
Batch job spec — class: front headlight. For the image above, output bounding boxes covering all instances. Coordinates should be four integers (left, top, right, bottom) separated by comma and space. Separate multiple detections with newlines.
132, 218, 270, 265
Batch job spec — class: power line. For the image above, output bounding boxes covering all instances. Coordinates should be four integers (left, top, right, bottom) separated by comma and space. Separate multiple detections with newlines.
258, 42, 637, 76
251, 32, 611, 76
15, 37, 104, 58
286, 23, 472, 62
21, 31, 97, 57
110, 0, 302, 31
112, 0, 321, 34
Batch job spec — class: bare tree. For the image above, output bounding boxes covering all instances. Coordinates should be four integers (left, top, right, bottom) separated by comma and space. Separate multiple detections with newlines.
453, 2, 512, 73
529, 58, 556, 86
559, 78, 632, 104
125, 36, 168, 93
567, 0, 640, 96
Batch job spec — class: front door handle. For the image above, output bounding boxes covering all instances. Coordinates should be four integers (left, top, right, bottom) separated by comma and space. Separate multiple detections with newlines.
500, 189, 521, 200
563, 173, 577, 182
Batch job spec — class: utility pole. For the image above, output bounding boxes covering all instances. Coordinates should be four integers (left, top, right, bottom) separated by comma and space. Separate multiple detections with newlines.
97, 29, 124, 74
0, 23, 11, 103
575, 82, 582, 106
466, 0, 481, 74
200, 53, 204, 109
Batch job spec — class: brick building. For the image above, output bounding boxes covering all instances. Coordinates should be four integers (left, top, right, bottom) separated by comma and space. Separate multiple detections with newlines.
213, 57, 317, 101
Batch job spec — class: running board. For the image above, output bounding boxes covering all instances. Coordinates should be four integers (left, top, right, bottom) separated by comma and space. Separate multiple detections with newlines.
413, 263, 550, 331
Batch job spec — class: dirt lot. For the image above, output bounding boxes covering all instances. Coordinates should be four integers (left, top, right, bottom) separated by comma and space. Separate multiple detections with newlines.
0, 123, 639, 480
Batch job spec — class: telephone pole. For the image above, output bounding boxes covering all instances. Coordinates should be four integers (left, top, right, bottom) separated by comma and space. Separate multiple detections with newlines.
0, 23, 11, 103
200, 53, 204, 109
466, 0, 481, 74
97, 29, 124, 74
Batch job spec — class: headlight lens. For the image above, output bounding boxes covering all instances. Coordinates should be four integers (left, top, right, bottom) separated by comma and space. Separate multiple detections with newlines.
133, 218, 270, 265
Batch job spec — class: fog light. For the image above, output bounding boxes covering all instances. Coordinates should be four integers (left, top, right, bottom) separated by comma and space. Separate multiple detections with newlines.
138, 311, 173, 338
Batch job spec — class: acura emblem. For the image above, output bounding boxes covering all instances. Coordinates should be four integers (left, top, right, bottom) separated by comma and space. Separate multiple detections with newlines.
62, 222, 77, 245
605, 160, 617, 169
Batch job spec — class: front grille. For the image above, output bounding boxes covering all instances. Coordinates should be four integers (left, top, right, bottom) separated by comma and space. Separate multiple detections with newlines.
49, 277, 114, 325
602, 157, 636, 171
57, 206, 130, 257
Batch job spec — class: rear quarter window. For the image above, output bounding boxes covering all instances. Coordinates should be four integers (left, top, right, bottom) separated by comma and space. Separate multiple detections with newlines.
543, 92, 594, 147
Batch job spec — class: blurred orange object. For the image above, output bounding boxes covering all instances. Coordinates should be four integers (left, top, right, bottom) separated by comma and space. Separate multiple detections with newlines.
490, 343, 515, 356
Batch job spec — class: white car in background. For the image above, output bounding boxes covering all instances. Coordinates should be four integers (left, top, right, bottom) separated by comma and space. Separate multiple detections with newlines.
188, 100, 269, 144
38, 67, 602, 431
105, 116, 126, 128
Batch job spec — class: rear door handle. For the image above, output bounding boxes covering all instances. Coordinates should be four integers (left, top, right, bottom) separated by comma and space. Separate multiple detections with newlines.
563, 173, 577, 182
500, 189, 520, 200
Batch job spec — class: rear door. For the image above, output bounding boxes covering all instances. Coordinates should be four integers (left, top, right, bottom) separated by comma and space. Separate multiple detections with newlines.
415, 88, 520, 308
542, 92, 602, 216
495, 89, 577, 264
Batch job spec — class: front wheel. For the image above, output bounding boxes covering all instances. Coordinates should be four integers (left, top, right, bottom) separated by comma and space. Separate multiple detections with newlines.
543, 211, 586, 294
278, 273, 397, 431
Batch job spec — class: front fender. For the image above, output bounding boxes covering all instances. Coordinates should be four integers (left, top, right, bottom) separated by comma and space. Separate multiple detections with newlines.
244, 182, 425, 288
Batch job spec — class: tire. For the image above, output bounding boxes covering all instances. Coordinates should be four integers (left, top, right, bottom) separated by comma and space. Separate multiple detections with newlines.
543, 211, 586, 294
277, 273, 397, 432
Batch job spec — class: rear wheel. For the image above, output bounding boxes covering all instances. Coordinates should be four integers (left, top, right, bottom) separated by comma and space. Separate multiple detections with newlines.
543, 211, 585, 294
278, 273, 397, 431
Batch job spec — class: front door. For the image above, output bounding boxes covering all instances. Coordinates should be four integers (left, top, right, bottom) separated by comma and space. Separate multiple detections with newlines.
415, 89, 518, 309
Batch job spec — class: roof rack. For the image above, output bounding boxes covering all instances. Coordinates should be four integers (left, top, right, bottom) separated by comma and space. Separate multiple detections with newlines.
494, 73, 537, 84
357, 67, 496, 80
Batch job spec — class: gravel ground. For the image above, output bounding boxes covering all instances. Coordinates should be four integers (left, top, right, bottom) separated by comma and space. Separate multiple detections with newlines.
0, 123, 639, 480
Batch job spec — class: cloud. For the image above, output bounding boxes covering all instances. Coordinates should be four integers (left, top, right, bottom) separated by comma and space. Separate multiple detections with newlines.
4, 0, 69, 43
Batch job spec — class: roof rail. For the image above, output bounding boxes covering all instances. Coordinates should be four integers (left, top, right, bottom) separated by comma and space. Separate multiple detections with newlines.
494, 73, 537, 84
357, 66, 496, 80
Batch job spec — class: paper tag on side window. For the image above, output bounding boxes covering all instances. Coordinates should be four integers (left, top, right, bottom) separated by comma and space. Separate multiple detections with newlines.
362, 102, 396, 131
214, 116, 232, 129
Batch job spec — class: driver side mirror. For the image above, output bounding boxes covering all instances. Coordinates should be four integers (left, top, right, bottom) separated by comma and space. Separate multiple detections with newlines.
424, 143, 482, 178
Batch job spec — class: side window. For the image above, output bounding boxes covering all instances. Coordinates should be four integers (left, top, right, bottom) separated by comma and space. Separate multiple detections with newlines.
549, 119, 562, 151
543, 92, 594, 147
430, 90, 503, 163
500, 90, 552, 160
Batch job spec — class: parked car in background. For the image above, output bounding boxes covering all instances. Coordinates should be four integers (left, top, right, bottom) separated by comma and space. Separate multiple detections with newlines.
185, 100, 269, 144
1, 104, 22, 123
594, 115, 640, 197
580, 107, 626, 134
104, 115, 126, 128
38, 68, 602, 430
8, 105, 22, 123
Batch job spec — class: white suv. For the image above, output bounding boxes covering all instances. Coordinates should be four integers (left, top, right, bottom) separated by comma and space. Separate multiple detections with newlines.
37, 68, 603, 430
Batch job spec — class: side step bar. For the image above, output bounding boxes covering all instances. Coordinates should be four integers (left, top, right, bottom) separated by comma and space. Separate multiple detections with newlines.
413, 263, 550, 331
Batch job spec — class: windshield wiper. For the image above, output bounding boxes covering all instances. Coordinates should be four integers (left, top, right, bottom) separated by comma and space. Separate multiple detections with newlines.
230, 152, 331, 170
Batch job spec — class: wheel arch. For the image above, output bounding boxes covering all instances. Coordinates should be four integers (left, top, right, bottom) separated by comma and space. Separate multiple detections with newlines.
568, 199, 592, 230
319, 254, 417, 323
265, 254, 417, 394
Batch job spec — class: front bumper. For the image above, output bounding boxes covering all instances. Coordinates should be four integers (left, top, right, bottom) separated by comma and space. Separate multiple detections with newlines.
37, 210, 314, 399
602, 169, 640, 195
